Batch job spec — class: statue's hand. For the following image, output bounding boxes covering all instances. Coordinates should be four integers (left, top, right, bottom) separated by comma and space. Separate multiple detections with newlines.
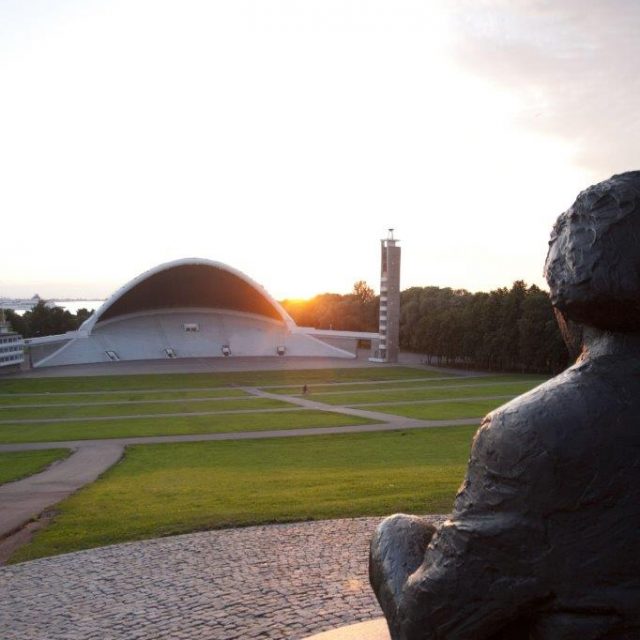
369, 514, 436, 636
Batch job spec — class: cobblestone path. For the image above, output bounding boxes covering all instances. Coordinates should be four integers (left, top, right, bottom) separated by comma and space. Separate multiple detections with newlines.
0, 517, 451, 640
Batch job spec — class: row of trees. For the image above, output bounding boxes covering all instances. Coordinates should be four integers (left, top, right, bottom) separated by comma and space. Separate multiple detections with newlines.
399, 282, 568, 373
281, 280, 379, 332
284, 280, 569, 374
4, 303, 93, 338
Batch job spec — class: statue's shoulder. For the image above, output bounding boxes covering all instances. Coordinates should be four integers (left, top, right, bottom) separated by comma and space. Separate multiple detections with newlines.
457, 370, 589, 508
473, 360, 616, 464
486, 362, 600, 431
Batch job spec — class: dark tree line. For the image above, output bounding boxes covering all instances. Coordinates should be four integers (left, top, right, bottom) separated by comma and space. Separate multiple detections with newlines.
4, 302, 93, 338
400, 281, 568, 373
281, 280, 378, 332
283, 280, 567, 374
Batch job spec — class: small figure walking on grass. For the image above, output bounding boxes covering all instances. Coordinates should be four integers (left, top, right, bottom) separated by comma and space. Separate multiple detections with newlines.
302, 384, 308, 395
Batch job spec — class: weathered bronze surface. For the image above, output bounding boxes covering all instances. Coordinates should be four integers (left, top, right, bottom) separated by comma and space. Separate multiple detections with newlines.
370, 171, 640, 639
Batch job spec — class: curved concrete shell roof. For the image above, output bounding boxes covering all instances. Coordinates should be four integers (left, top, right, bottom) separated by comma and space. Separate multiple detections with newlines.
81, 258, 295, 334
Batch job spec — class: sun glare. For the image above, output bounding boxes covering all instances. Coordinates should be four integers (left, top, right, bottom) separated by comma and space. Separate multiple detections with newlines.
0, 1, 615, 300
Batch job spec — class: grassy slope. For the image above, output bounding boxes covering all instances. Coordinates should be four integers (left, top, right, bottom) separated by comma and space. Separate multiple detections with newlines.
0, 388, 249, 406
0, 410, 375, 444
11, 426, 475, 562
0, 366, 448, 395
0, 373, 546, 443
366, 399, 510, 420
2, 368, 549, 563
314, 381, 542, 405
267, 374, 547, 394
0, 449, 71, 486
0, 397, 290, 421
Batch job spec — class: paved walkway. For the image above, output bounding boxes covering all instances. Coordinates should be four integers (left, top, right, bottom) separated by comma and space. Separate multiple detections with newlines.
0, 516, 444, 640
241, 387, 430, 427
0, 443, 124, 538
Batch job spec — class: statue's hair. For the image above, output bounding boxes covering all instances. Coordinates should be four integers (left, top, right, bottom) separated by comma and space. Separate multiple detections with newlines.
544, 171, 640, 331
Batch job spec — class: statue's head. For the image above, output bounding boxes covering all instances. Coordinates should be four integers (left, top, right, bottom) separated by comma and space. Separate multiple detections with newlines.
544, 171, 640, 333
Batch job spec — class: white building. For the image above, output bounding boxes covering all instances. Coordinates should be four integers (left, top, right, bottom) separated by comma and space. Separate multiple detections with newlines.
0, 315, 25, 371
26, 258, 376, 368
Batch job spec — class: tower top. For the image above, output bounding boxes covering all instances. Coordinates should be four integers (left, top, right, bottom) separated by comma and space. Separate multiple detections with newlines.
382, 228, 399, 246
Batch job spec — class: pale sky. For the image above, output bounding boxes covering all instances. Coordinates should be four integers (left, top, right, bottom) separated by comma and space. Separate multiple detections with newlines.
1, 0, 638, 300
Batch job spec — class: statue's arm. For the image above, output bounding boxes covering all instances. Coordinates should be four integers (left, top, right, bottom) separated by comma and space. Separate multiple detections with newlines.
371, 408, 553, 639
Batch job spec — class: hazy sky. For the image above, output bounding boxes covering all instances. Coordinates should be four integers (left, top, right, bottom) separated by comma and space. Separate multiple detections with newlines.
1, 0, 638, 300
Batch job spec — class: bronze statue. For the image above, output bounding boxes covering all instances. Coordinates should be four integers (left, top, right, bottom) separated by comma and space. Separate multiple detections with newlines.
370, 171, 640, 639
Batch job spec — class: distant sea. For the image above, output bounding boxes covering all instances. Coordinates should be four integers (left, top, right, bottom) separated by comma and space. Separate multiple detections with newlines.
2, 300, 106, 316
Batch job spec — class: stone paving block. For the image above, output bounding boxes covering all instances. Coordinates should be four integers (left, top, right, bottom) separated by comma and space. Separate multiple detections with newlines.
0, 517, 451, 639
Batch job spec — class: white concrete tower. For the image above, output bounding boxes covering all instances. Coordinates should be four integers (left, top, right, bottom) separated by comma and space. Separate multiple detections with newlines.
371, 229, 401, 363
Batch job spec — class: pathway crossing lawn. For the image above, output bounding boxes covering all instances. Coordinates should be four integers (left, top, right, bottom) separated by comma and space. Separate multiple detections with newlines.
0, 410, 376, 444
315, 381, 544, 405
0, 397, 290, 421
369, 399, 512, 420
0, 449, 70, 486
10, 426, 476, 562
0, 366, 449, 395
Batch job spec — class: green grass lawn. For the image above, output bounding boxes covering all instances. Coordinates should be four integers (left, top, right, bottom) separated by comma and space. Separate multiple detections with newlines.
314, 381, 542, 405
0, 397, 291, 421
0, 410, 375, 444
368, 399, 510, 420
10, 426, 475, 562
0, 387, 249, 406
267, 374, 546, 395
0, 366, 449, 395
0, 366, 545, 564
0, 449, 71, 486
